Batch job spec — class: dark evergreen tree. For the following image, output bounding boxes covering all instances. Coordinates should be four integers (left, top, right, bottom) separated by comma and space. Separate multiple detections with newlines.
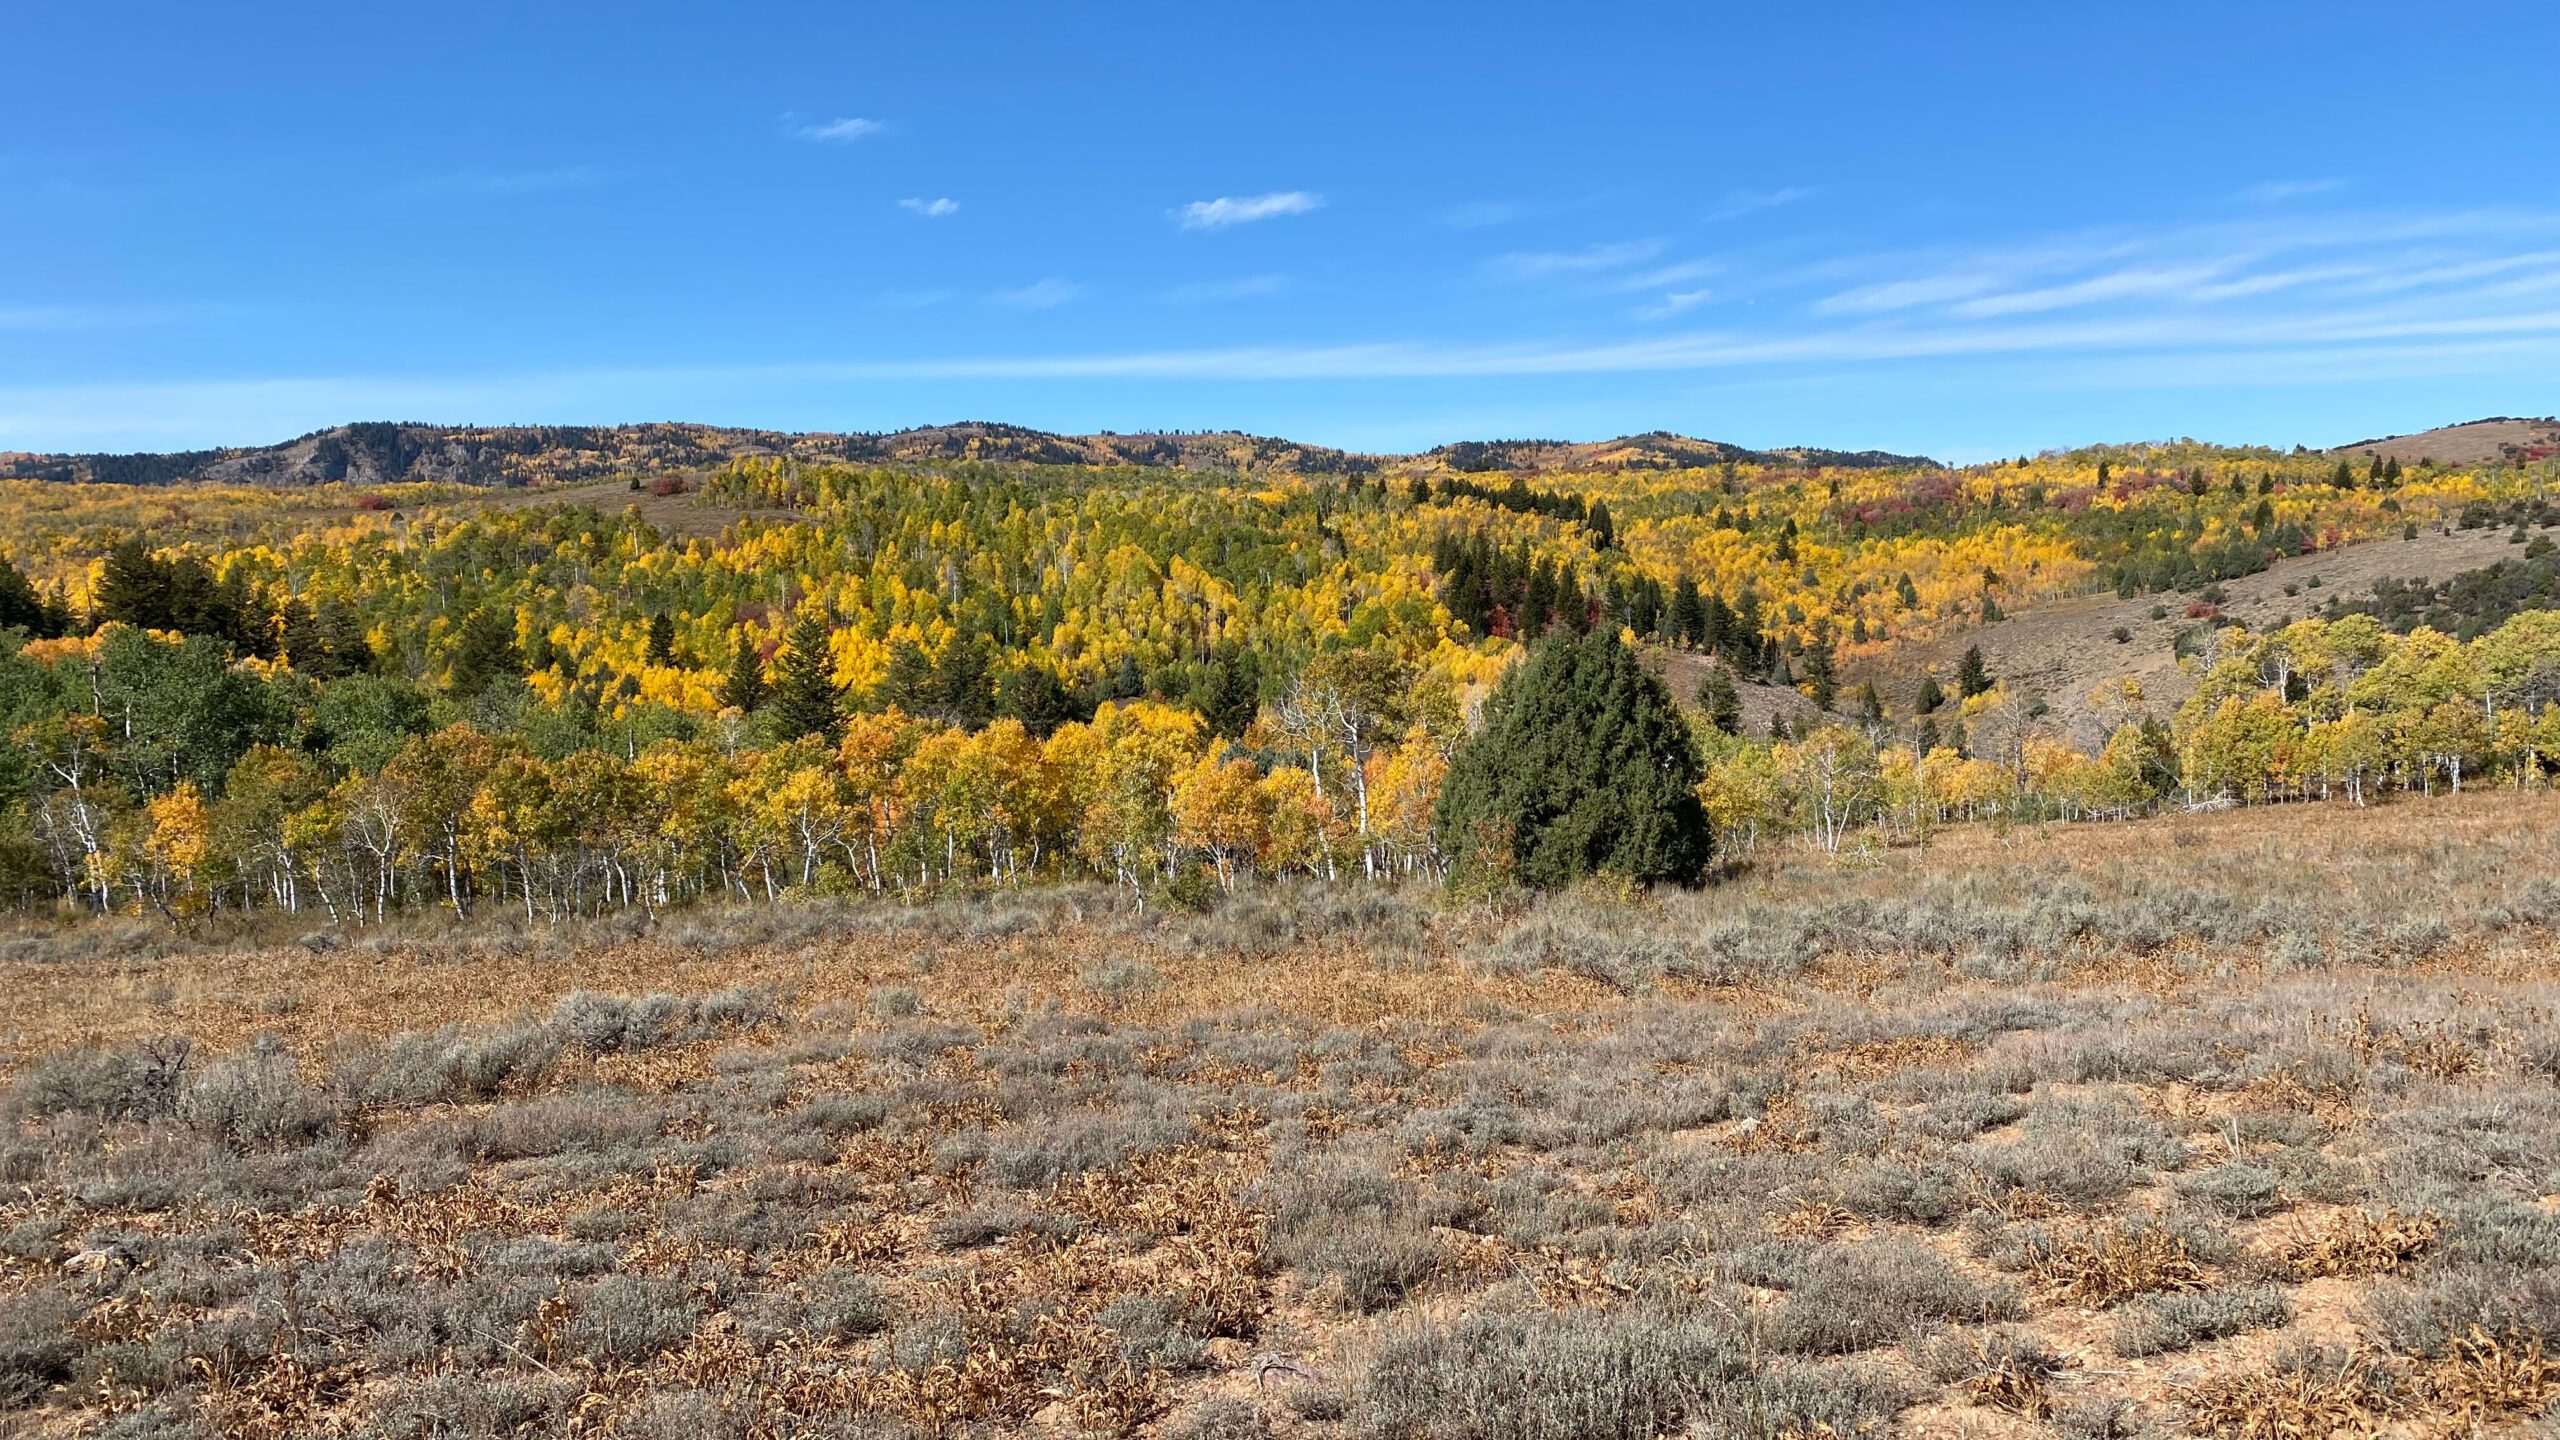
1001, 662, 1082, 739
1697, 663, 1743, 736
1586, 499, 1616, 551
1669, 576, 1704, 648
1857, 681, 1885, 728
1557, 562, 1592, 634
0, 557, 64, 637
1914, 716, 1941, 753
879, 639, 937, 714
1191, 646, 1261, 739
1957, 644, 1994, 698
935, 636, 996, 727
446, 609, 523, 699
1801, 630, 1838, 710
1433, 628, 1712, 888
1914, 674, 1946, 714
1521, 559, 1554, 636
717, 633, 767, 713
644, 611, 678, 666
768, 615, 842, 742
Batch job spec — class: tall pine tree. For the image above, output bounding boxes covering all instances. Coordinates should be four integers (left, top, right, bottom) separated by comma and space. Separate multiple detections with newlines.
718, 632, 767, 713
768, 615, 842, 742
1957, 644, 1994, 698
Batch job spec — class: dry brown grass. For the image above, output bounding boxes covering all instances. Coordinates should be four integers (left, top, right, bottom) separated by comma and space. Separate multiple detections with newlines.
2032, 1221, 2213, 1308
7, 793, 2560, 1437
2264, 1208, 2441, 1282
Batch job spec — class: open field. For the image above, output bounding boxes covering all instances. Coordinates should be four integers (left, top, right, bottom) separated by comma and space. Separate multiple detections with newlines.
6, 794, 2560, 1438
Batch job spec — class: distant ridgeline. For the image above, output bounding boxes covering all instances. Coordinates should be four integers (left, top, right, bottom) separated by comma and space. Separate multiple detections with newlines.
0, 432, 2555, 920
0, 421, 1941, 491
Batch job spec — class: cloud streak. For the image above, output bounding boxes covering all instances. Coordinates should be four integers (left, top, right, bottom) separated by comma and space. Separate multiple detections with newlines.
1712, 186, 1816, 220
1483, 239, 1665, 282
983, 278, 1082, 309
898, 197, 959, 217
799, 117, 884, 143
1174, 191, 1323, 229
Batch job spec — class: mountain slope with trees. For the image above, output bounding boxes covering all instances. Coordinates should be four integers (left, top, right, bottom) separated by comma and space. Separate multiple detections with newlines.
0, 425, 2554, 920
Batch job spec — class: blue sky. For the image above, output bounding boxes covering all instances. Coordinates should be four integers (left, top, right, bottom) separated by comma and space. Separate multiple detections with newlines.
4, 2, 2555, 462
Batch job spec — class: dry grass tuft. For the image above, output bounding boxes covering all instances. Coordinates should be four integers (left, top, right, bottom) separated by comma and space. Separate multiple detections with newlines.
2265, 1207, 2440, 1280
2408, 1327, 2560, 1430
2032, 1220, 2211, 1307
2176, 1346, 2403, 1440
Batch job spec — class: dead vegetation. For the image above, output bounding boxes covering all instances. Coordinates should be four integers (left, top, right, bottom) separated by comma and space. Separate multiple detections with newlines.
5, 794, 2560, 1436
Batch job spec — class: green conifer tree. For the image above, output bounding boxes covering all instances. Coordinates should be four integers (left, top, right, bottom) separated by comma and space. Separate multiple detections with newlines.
1434, 628, 1712, 888
768, 615, 842, 742
717, 632, 766, 713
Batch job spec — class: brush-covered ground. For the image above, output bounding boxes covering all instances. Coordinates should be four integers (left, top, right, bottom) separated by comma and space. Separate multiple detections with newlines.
6, 798, 2560, 1439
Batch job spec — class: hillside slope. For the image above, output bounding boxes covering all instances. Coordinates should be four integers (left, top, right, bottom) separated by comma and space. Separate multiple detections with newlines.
0, 421, 1934, 489
1846, 524, 2535, 740
2330, 415, 2560, 467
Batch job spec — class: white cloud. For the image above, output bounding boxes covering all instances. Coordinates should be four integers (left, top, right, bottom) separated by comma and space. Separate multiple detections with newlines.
1948, 263, 2238, 318
799, 117, 884, 143
11, 295, 2560, 452
1635, 289, 1714, 320
1814, 272, 2005, 315
1444, 201, 1521, 228
1173, 191, 1323, 230
1166, 274, 1290, 303
1712, 186, 1816, 220
1608, 259, 1720, 293
984, 278, 1083, 309
1483, 239, 1665, 282
898, 196, 959, 218
2240, 178, 2346, 204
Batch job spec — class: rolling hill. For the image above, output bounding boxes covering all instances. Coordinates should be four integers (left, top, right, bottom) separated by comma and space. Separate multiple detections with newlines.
0, 420, 1935, 490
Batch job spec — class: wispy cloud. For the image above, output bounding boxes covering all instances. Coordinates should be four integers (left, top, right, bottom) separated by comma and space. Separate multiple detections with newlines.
20, 204, 2560, 454
799, 117, 885, 143
11, 296, 2559, 452
1444, 200, 1521, 229
1174, 191, 1323, 230
1483, 239, 1665, 282
1166, 274, 1290, 303
1948, 263, 2240, 317
1608, 259, 1720, 293
1635, 289, 1714, 320
394, 166, 611, 198
898, 196, 959, 218
0, 301, 205, 332
1813, 272, 2004, 315
1712, 186, 1816, 220
984, 278, 1083, 309
2240, 178, 2345, 204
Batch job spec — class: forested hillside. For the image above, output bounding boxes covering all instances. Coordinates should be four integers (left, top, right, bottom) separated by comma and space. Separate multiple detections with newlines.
3, 430, 2559, 922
